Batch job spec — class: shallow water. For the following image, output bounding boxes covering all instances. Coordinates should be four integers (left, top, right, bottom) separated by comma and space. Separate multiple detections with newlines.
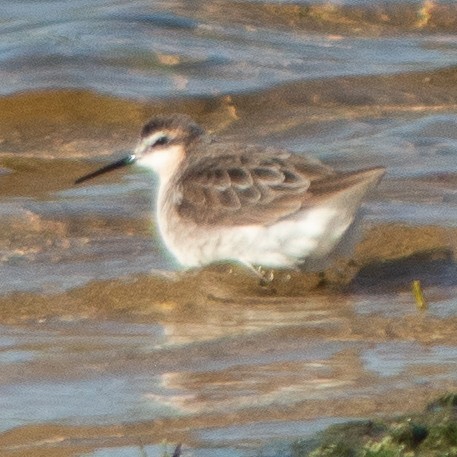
1, 1, 457, 456
1, 0, 457, 98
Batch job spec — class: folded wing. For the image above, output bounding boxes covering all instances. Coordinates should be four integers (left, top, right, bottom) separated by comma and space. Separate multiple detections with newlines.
173, 145, 337, 226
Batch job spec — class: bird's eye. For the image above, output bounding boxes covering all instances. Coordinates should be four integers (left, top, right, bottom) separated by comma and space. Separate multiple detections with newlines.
154, 136, 169, 147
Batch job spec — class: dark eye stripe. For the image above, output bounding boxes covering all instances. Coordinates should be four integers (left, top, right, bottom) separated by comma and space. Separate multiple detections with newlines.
154, 136, 169, 146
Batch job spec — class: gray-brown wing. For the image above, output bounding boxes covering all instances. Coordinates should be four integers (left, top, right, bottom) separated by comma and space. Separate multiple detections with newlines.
174, 147, 335, 226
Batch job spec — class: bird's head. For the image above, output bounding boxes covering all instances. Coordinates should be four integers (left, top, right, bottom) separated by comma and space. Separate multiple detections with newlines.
75, 114, 204, 185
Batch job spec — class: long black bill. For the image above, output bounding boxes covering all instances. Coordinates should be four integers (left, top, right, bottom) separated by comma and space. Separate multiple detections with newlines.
74, 154, 136, 185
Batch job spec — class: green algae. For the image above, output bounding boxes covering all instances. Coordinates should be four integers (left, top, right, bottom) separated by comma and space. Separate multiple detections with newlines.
292, 393, 457, 457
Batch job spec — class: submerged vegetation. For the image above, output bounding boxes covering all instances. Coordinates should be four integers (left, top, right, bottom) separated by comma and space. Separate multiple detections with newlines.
292, 394, 457, 457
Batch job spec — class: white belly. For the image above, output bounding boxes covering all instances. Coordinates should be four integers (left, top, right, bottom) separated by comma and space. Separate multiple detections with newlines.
158, 205, 355, 269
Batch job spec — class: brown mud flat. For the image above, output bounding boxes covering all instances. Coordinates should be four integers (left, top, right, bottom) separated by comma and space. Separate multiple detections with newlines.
172, 0, 457, 36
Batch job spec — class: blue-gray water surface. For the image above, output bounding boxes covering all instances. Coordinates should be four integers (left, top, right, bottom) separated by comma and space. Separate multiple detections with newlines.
1, 1, 457, 456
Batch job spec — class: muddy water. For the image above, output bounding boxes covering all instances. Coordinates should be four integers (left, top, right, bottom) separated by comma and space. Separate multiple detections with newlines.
1, 1, 457, 456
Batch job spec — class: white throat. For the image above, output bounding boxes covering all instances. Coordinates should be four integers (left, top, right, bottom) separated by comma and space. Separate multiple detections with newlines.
136, 142, 185, 184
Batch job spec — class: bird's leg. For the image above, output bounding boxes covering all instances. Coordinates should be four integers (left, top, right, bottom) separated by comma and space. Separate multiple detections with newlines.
239, 261, 275, 286
257, 266, 275, 286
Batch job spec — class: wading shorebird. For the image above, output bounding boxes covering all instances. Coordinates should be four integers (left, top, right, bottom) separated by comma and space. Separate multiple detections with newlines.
75, 114, 384, 272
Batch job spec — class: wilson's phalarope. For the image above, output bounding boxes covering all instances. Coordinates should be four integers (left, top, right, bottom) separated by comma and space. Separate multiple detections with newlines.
75, 114, 384, 271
